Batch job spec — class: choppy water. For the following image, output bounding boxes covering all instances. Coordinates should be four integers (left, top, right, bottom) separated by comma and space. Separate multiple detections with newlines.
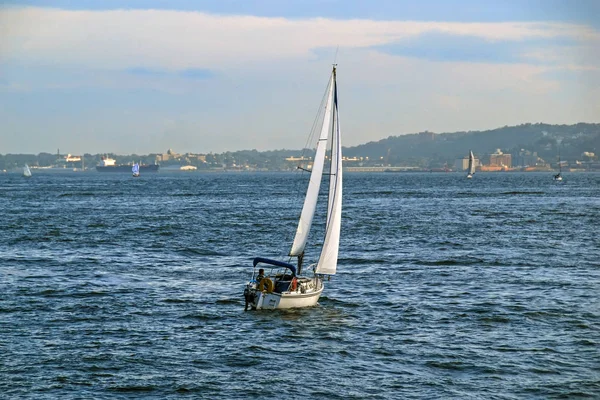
1, 171, 599, 399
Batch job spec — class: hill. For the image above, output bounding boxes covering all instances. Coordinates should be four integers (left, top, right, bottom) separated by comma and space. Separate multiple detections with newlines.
344, 123, 600, 168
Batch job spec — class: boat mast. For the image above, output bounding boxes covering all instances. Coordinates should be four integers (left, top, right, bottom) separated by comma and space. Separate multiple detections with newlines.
558, 147, 562, 173
327, 65, 337, 221
297, 253, 304, 275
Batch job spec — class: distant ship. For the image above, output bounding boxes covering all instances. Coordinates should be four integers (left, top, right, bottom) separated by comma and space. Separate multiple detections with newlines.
96, 157, 159, 173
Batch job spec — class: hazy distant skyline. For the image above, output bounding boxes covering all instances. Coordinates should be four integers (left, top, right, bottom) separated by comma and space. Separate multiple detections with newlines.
1, 0, 599, 155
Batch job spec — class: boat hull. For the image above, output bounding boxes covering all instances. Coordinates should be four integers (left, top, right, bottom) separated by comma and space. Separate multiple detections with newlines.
96, 165, 159, 173
255, 286, 323, 310
245, 278, 324, 310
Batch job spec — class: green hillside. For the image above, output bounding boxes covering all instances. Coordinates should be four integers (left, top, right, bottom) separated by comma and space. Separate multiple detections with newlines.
344, 123, 600, 168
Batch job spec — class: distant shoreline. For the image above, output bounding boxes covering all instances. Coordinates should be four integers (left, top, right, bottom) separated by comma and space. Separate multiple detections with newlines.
3, 168, 596, 174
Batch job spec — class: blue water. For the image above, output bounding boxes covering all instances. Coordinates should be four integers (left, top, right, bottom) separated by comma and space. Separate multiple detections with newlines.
1, 171, 599, 399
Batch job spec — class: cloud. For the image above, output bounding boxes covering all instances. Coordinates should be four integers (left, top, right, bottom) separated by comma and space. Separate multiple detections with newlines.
374, 32, 595, 66
126, 67, 215, 79
1, 7, 598, 73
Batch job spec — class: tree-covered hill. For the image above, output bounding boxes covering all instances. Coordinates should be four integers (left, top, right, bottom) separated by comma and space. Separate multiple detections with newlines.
344, 123, 600, 167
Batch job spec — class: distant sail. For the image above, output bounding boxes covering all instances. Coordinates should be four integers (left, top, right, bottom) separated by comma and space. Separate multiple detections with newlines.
23, 164, 32, 177
468, 151, 475, 175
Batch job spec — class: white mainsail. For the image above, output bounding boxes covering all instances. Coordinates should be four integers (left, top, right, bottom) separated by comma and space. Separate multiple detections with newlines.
23, 164, 32, 177
468, 151, 475, 175
289, 74, 335, 257
315, 80, 342, 275
132, 163, 140, 176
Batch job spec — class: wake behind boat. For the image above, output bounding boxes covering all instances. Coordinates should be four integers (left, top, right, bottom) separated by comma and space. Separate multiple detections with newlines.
243, 65, 342, 310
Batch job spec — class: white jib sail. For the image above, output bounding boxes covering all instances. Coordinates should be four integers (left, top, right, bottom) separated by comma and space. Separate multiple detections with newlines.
316, 83, 342, 275
468, 151, 475, 175
289, 74, 335, 257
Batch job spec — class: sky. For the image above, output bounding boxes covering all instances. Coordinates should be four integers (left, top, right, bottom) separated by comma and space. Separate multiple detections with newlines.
1, 0, 599, 154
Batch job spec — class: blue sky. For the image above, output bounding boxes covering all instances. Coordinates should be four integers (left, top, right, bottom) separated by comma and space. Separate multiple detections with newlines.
4, 0, 600, 25
1, 1, 599, 154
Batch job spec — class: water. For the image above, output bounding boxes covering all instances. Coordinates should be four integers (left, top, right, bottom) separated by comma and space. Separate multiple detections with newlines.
1, 171, 599, 399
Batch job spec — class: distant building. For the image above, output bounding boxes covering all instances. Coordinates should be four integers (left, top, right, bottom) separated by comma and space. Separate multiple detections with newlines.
285, 156, 312, 162
64, 154, 81, 162
56, 153, 82, 166
489, 149, 512, 167
514, 149, 544, 167
157, 148, 182, 162
454, 156, 480, 171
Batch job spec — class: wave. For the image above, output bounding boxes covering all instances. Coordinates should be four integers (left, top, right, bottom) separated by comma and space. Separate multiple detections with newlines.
419, 258, 485, 266
500, 191, 545, 195
175, 247, 227, 257
339, 257, 387, 265
319, 296, 360, 308
425, 360, 469, 371
162, 298, 195, 304
57, 192, 96, 197
215, 298, 240, 305
181, 312, 221, 321
109, 386, 156, 393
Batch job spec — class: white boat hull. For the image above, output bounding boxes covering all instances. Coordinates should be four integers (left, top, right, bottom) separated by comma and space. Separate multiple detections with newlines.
467, 174, 473, 179
245, 277, 324, 310
255, 286, 323, 310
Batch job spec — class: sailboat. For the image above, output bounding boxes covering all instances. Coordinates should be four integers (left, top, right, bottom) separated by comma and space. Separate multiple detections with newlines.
243, 65, 342, 310
23, 164, 32, 178
466, 150, 475, 179
132, 163, 140, 177
554, 151, 563, 181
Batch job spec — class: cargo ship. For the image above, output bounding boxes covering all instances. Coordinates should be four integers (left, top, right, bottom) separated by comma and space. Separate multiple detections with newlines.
96, 157, 159, 173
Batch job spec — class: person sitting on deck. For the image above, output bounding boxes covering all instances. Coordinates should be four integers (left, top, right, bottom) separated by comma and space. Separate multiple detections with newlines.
256, 268, 265, 284
245, 268, 266, 311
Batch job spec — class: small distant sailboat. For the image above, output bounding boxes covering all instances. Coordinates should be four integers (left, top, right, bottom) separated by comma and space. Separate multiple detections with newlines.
132, 163, 140, 177
466, 150, 475, 179
243, 65, 343, 310
554, 151, 563, 181
23, 164, 32, 178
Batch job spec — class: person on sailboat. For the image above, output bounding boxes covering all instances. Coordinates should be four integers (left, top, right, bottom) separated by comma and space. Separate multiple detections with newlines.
256, 269, 265, 283
244, 268, 265, 311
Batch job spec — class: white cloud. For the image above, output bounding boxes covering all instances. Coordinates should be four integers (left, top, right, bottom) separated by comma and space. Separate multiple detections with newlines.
1, 7, 598, 72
